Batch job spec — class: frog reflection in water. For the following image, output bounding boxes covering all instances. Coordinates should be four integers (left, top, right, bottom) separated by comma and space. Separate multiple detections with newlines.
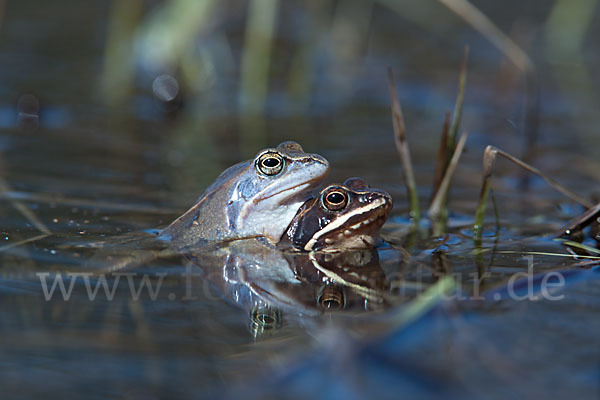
186, 241, 390, 318
280, 177, 393, 251
161, 142, 329, 246
179, 178, 394, 333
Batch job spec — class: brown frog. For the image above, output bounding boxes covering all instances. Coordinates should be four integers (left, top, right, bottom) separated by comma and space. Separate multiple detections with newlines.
280, 177, 393, 251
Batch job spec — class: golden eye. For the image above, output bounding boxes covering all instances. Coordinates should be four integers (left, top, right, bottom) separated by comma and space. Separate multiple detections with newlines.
318, 285, 345, 310
322, 188, 348, 211
257, 152, 284, 176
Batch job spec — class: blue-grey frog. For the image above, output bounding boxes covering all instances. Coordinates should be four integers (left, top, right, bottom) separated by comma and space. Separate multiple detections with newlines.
161, 141, 329, 246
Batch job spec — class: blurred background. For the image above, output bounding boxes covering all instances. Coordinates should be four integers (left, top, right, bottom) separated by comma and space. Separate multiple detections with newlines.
1, 0, 599, 223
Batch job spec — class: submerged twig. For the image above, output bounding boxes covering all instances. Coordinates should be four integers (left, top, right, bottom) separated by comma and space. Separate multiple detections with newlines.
473, 145, 593, 239
387, 67, 420, 221
558, 202, 600, 237
569, 259, 600, 269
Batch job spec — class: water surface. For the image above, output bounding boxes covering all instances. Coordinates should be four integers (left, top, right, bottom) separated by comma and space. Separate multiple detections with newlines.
1, 1, 599, 399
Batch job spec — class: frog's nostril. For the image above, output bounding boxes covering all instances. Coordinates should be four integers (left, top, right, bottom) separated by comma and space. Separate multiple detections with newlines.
367, 193, 378, 202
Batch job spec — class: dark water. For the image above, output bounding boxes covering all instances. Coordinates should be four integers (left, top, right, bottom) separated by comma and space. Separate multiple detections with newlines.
1, 1, 599, 399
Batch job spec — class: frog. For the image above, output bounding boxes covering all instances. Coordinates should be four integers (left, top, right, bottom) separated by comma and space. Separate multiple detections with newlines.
280, 177, 393, 251
160, 141, 329, 247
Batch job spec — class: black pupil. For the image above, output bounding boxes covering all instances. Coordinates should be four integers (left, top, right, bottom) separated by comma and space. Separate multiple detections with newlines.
263, 157, 280, 168
327, 192, 345, 204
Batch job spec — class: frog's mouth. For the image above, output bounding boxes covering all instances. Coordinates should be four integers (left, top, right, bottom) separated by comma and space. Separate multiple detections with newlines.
252, 175, 325, 205
303, 197, 392, 251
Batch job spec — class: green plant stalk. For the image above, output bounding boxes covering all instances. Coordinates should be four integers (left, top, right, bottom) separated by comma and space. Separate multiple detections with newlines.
240, 0, 279, 114
100, 0, 143, 105
135, 0, 216, 67
490, 189, 501, 234
390, 275, 456, 329
240, 0, 280, 150
473, 177, 491, 242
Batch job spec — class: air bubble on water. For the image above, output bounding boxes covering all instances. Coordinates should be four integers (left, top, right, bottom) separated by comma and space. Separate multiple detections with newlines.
152, 74, 179, 102
17, 93, 40, 131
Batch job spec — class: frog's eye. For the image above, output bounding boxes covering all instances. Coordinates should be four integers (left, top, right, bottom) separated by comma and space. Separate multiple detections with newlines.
322, 188, 348, 211
257, 152, 284, 176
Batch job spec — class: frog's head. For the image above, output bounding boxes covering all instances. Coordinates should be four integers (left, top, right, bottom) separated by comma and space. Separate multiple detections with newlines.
226, 141, 329, 242
285, 177, 392, 251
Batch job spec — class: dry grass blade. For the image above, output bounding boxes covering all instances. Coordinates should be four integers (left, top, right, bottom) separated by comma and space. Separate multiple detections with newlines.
429, 131, 469, 230
498, 250, 600, 260
0, 190, 179, 214
429, 48, 469, 236
0, 179, 51, 235
431, 111, 450, 203
0, 234, 50, 253
558, 239, 600, 256
473, 145, 593, 238
448, 46, 469, 152
387, 67, 420, 220
436, 0, 533, 72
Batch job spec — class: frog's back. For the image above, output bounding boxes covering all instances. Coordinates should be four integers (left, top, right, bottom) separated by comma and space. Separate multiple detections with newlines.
160, 161, 249, 246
